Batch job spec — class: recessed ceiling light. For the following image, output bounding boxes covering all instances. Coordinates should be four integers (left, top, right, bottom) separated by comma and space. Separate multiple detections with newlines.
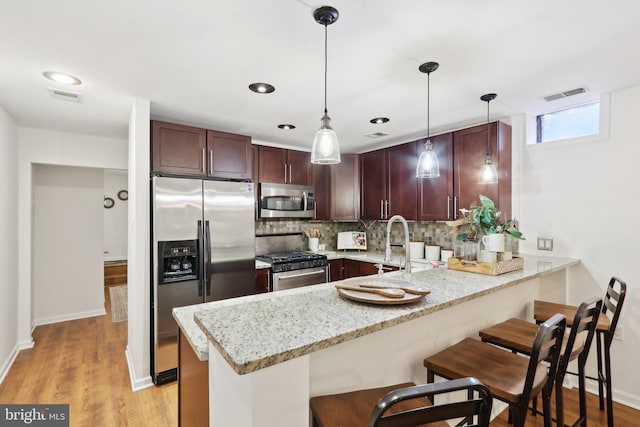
248, 83, 275, 94
43, 71, 82, 85
277, 124, 296, 130
369, 117, 389, 124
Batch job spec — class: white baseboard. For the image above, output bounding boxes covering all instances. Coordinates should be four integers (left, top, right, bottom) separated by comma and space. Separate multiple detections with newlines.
0, 343, 20, 385
584, 378, 640, 411
0, 338, 34, 386
125, 345, 153, 392
32, 308, 106, 327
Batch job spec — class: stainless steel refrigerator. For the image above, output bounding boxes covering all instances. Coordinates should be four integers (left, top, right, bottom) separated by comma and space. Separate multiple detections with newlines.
151, 176, 256, 384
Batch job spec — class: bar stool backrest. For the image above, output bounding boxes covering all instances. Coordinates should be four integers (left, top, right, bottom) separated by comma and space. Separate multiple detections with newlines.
565, 296, 603, 366
369, 377, 492, 427
523, 313, 566, 406
604, 277, 626, 340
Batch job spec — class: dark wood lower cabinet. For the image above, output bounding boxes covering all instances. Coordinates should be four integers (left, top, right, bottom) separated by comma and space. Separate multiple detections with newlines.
178, 330, 208, 427
328, 259, 344, 282
343, 259, 398, 279
256, 268, 270, 293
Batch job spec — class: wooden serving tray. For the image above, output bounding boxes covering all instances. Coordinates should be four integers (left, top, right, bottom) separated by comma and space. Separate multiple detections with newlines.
336, 278, 427, 305
447, 256, 524, 276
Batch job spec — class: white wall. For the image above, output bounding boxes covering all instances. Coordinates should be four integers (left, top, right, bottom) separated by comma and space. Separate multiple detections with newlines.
103, 169, 128, 261
17, 128, 127, 343
0, 105, 20, 383
518, 86, 640, 408
32, 165, 105, 324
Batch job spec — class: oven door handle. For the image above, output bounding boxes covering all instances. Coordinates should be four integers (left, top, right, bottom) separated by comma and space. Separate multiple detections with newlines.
277, 269, 327, 280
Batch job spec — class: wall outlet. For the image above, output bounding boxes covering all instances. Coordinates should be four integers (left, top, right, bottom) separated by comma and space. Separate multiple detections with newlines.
537, 237, 554, 251
409, 232, 414, 241
613, 324, 624, 341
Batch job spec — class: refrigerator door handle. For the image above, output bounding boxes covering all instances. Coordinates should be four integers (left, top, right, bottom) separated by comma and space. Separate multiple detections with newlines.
197, 220, 204, 297
204, 220, 212, 297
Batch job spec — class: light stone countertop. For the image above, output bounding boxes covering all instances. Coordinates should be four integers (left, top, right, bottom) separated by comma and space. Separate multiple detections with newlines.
192, 254, 579, 374
173, 251, 433, 361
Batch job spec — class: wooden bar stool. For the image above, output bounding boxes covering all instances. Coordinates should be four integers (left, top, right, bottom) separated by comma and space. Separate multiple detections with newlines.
479, 296, 602, 427
309, 377, 493, 427
423, 314, 567, 427
532, 277, 626, 427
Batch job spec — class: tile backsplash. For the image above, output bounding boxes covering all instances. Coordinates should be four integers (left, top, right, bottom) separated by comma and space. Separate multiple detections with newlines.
256, 219, 520, 254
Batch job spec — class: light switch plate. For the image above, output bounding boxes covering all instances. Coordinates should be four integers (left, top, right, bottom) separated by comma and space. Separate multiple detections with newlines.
537, 237, 554, 251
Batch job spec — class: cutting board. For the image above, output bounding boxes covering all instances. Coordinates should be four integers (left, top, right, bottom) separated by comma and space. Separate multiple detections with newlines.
335, 278, 427, 305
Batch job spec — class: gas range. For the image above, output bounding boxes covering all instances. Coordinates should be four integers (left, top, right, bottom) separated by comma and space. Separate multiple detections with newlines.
256, 251, 328, 273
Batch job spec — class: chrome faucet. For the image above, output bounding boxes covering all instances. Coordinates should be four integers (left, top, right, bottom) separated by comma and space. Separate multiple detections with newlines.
384, 215, 411, 273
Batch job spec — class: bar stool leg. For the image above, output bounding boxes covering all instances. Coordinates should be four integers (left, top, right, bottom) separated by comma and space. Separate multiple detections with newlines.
596, 331, 605, 411
577, 360, 587, 427
604, 332, 614, 427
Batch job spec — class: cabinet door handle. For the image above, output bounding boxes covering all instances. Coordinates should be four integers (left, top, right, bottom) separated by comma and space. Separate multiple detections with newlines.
453, 196, 458, 219
202, 148, 206, 174
289, 164, 292, 183
380, 200, 384, 219
447, 196, 451, 219
284, 164, 288, 183
209, 150, 213, 175
385, 200, 389, 219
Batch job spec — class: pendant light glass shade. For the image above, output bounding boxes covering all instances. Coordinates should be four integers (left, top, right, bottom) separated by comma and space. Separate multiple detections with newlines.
416, 139, 440, 178
480, 154, 498, 184
479, 93, 498, 184
311, 112, 340, 163
311, 7, 341, 164
416, 61, 439, 178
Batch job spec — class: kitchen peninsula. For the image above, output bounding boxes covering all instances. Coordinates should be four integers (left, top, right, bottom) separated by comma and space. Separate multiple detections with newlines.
177, 255, 578, 427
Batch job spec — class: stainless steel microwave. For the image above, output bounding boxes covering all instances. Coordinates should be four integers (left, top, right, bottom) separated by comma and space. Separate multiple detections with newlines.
258, 183, 315, 219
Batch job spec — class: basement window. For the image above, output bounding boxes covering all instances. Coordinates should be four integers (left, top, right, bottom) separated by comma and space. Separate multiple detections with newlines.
536, 102, 600, 143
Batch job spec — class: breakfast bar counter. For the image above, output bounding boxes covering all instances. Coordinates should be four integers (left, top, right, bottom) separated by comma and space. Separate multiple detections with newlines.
189, 254, 579, 427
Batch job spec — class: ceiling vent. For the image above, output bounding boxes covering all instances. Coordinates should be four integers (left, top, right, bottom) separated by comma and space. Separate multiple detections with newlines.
49, 88, 82, 102
365, 132, 388, 138
543, 86, 587, 102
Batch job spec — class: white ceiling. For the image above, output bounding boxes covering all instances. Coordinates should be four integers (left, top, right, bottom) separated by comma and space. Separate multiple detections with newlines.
1, 0, 639, 153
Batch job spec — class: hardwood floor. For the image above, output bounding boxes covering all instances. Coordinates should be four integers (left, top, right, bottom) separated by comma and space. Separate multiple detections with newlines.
1, 290, 638, 426
0, 288, 177, 426
492, 384, 640, 426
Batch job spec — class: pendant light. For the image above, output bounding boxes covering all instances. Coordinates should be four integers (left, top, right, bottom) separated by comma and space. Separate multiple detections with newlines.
311, 6, 341, 164
479, 93, 498, 184
416, 61, 440, 178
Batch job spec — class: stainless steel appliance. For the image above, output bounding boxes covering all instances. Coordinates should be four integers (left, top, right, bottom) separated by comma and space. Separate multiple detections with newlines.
256, 233, 328, 291
258, 183, 315, 219
151, 176, 256, 384
257, 251, 329, 291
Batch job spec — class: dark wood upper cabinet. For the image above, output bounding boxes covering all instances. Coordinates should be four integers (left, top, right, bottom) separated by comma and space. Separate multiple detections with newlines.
258, 146, 311, 185
360, 143, 417, 220
258, 146, 287, 183
387, 142, 418, 220
151, 121, 207, 176
453, 121, 511, 220
330, 154, 360, 221
312, 163, 331, 220
206, 130, 252, 180
360, 150, 388, 220
418, 133, 454, 221
287, 150, 311, 185
313, 154, 360, 221
151, 120, 252, 180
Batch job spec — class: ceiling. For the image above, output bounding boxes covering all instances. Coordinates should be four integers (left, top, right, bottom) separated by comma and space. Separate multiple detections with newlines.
1, 0, 639, 153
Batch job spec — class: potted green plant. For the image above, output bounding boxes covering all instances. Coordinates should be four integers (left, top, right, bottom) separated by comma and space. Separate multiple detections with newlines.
447, 195, 524, 242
